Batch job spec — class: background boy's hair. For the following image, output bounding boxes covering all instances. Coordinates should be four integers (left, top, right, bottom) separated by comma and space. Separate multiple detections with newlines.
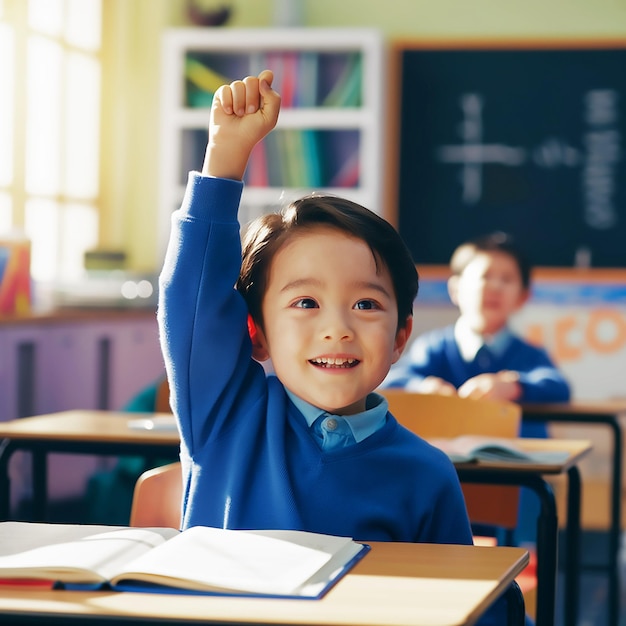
236, 194, 419, 329
449, 231, 532, 289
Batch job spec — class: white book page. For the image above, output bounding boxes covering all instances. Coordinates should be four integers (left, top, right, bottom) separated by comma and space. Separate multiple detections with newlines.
0, 522, 178, 583
111, 526, 356, 596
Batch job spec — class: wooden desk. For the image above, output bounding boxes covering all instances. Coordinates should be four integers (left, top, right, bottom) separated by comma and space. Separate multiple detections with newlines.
0, 411, 180, 520
0, 541, 529, 626
451, 438, 591, 626
523, 400, 626, 626
0, 414, 585, 626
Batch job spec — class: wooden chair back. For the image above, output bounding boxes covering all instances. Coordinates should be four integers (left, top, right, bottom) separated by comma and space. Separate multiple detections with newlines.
379, 389, 522, 530
155, 377, 172, 413
129, 461, 182, 529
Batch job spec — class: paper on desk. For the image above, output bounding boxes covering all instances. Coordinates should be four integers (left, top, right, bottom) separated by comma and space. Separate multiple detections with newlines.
128, 416, 178, 432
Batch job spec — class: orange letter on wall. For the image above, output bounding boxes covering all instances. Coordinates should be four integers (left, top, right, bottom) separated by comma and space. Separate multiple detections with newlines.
586, 309, 626, 355
554, 315, 582, 362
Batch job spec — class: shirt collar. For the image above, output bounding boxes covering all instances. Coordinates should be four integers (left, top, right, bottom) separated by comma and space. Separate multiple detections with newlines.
454, 318, 513, 362
285, 389, 388, 443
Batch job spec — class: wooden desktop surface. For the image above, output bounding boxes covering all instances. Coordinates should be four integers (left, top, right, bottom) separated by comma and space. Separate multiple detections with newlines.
523, 399, 626, 418
0, 411, 591, 468
0, 411, 179, 445
0, 541, 529, 626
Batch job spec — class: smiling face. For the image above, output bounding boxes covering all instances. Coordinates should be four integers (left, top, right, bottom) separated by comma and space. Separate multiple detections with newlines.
254, 225, 410, 415
448, 250, 529, 336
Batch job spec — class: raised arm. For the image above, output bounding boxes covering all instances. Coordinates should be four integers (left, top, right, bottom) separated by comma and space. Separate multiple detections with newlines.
202, 69, 280, 181
158, 70, 281, 455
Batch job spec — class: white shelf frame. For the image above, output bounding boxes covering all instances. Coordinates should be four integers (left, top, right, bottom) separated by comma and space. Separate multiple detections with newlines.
158, 27, 386, 261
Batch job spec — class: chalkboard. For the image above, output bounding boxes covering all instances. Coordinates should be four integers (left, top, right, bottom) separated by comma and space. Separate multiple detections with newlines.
393, 42, 626, 268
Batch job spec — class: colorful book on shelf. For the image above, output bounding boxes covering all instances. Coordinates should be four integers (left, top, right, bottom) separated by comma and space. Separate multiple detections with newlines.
274, 130, 296, 187
430, 435, 571, 465
296, 51, 319, 107
280, 51, 299, 108
329, 149, 360, 188
301, 130, 323, 188
322, 53, 362, 108
264, 52, 288, 105
0, 522, 369, 599
184, 57, 231, 106
283, 129, 308, 187
245, 140, 270, 187
264, 131, 284, 187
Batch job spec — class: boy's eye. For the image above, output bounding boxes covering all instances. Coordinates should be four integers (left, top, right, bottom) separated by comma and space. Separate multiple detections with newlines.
293, 298, 318, 309
354, 299, 379, 310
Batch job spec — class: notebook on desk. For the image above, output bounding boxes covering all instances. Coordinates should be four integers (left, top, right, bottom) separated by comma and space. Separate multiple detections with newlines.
0, 522, 369, 600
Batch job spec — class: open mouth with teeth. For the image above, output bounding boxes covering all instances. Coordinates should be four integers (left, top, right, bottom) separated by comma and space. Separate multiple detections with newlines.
310, 357, 359, 369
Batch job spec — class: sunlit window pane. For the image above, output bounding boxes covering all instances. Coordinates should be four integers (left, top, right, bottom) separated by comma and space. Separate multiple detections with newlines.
59, 202, 98, 279
65, 52, 100, 198
25, 200, 98, 282
25, 35, 62, 196
28, 0, 63, 37
0, 24, 13, 186
0, 193, 12, 234
24, 198, 60, 282
66, 0, 101, 50
7, 0, 102, 283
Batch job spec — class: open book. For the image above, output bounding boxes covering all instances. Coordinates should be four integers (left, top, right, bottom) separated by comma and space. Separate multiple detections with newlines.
0, 522, 369, 599
430, 435, 571, 465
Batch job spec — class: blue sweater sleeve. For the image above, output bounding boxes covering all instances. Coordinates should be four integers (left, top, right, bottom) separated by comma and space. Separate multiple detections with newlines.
514, 345, 571, 403
158, 173, 265, 456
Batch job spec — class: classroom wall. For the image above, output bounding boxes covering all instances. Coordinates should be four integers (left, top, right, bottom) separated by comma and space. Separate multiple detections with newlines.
100, 0, 626, 272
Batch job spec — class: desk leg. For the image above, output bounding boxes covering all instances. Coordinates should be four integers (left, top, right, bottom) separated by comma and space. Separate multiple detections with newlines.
0, 439, 13, 519
532, 477, 559, 626
525, 412, 622, 626
563, 466, 581, 626
32, 451, 47, 521
458, 471, 558, 626
505, 580, 527, 626
607, 418, 622, 626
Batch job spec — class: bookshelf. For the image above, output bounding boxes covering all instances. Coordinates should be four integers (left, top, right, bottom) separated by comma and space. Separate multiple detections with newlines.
158, 28, 385, 259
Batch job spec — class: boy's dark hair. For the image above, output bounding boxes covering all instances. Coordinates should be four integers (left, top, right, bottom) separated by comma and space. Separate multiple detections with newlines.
236, 194, 419, 329
449, 231, 532, 289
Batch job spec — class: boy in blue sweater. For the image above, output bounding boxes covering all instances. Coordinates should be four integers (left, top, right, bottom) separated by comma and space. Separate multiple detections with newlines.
383, 232, 571, 439
158, 69, 475, 544
383, 232, 570, 551
158, 68, 513, 624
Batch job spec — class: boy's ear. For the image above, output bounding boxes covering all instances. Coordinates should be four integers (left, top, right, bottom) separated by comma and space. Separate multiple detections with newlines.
392, 316, 413, 363
447, 275, 460, 306
248, 314, 270, 362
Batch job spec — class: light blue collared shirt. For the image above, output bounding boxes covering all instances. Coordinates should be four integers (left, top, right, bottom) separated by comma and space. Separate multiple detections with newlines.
454, 318, 514, 362
285, 388, 388, 452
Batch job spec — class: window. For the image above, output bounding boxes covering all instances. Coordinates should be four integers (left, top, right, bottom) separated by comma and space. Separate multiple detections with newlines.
0, 0, 102, 284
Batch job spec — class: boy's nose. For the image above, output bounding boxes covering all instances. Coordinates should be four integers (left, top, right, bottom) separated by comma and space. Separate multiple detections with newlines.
321, 311, 354, 341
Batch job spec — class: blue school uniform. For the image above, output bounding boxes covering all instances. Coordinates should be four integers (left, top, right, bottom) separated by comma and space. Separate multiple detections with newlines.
158, 172, 473, 541
383, 324, 571, 438
158, 172, 508, 623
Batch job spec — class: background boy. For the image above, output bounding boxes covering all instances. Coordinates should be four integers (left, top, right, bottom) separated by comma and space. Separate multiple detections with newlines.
382, 231, 571, 439
158, 70, 477, 545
